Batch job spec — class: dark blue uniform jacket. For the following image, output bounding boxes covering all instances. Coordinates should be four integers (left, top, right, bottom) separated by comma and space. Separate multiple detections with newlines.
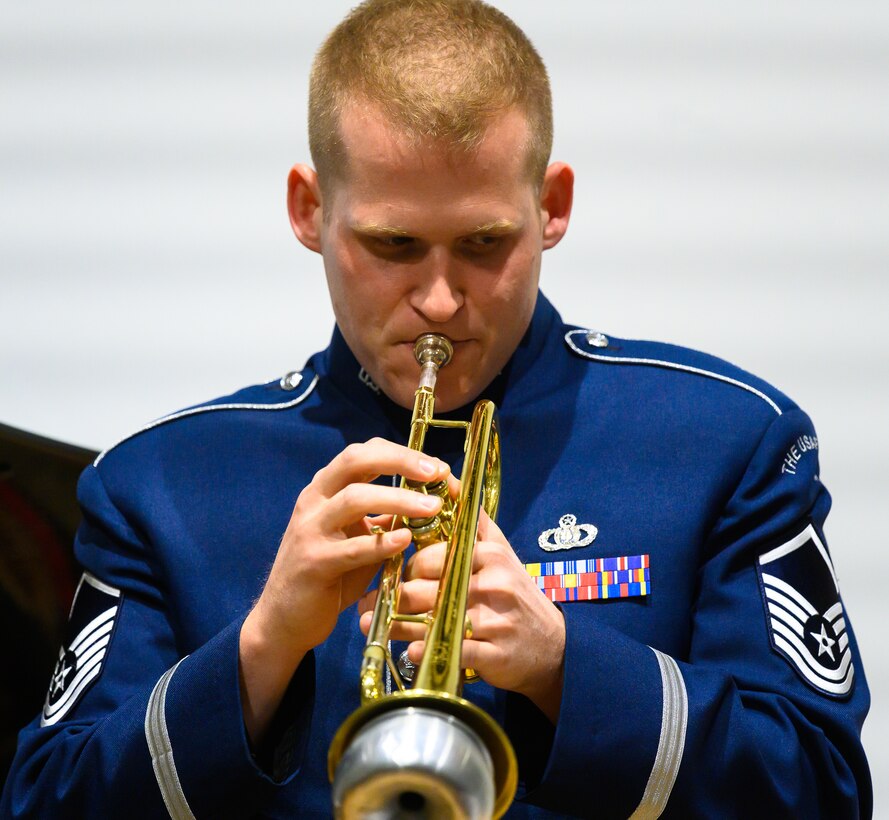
2, 294, 871, 818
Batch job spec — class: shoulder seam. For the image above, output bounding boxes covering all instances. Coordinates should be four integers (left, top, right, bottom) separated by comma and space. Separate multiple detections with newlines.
564, 329, 782, 416
93, 373, 320, 467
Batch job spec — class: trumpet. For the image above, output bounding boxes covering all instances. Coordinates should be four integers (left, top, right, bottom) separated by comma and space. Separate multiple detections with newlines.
328, 333, 517, 819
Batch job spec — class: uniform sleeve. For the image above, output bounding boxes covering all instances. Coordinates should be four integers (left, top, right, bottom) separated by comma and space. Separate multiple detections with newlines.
512, 408, 872, 818
1, 465, 314, 819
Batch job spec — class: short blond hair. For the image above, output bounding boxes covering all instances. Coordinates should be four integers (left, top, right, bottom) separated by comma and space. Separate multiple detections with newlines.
308, 0, 553, 192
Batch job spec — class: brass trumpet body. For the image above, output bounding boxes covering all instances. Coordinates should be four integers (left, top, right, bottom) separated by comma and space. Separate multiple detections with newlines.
328, 334, 517, 819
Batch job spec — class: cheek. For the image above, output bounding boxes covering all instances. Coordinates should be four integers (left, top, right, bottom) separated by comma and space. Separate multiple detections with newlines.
481, 257, 539, 318
324, 246, 374, 302
497, 243, 540, 290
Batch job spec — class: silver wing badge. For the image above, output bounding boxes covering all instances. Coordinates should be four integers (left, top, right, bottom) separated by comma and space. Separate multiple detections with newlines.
538, 514, 598, 552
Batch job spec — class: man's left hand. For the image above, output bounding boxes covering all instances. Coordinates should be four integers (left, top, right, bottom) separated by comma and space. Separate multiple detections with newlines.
358, 512, 566, 723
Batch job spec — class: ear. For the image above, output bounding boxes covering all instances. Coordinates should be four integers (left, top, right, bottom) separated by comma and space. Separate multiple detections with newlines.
287, 164, 324, 253
539, 162, 574, 250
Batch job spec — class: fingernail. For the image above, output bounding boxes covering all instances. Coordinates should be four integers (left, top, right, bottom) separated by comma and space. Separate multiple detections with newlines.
421, 494, 440, 511
418, 458, 436, 475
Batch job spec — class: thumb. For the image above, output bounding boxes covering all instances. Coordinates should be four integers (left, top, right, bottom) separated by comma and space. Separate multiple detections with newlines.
477, 506, 508, 547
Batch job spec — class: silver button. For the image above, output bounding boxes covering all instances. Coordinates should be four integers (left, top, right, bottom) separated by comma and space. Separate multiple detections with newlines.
397, 650, 416, 682
586, 331, 609, 348
279, 371, 302, 391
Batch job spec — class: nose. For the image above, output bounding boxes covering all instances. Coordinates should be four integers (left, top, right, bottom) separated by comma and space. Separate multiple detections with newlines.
409, 254, 464, 324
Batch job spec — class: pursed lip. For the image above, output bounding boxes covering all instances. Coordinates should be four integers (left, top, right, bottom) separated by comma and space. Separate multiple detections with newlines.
399, 336, 472, 347
397, 337, 475, 364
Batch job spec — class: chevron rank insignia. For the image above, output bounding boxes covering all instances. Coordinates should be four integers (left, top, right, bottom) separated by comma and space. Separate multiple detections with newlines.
41, 573, 122, 727
757, 523, 854, 699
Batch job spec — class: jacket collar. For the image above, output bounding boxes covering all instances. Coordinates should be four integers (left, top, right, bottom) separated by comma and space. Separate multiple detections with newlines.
316, 291, 561, 430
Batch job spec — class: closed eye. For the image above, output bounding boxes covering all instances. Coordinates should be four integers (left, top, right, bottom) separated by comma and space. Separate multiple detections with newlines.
466, 235, 499, 247
459, 233, 510, 256
376, 235, 414, 247
356, 232, 419, 258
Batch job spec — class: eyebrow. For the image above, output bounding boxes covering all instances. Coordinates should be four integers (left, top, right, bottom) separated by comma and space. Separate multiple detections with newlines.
352, 218, 521, 236
351, 222, 411, 237
469, 219, 521, 234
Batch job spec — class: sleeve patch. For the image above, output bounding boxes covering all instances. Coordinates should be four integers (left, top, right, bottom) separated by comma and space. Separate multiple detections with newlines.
41, 572, 123, 726
756, 524, 854, 699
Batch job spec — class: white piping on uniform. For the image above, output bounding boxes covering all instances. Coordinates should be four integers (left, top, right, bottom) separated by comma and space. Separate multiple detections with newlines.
145, 658, 196, 820
565, 330, 782, 416
759, 523, 838, 591
94, 373, 320, 467
83, 571, 122, 599
629, 649, 688, 820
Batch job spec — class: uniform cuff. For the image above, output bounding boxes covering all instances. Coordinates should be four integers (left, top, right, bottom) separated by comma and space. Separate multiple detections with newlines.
144, 618, 315, 818
518, 605, 665, 817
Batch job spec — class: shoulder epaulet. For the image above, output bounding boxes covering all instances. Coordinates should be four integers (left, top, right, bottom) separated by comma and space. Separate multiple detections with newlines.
93, 367, 319, 467
564, 328, 790, 416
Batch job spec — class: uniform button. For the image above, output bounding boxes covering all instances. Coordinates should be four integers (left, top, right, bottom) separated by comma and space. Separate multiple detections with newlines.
586, 331, 609, 348
279, 371, 302, 391
397, 650, 416, 682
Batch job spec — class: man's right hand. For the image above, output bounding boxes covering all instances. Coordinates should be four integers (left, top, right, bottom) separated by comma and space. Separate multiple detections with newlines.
237, 437, 450, 745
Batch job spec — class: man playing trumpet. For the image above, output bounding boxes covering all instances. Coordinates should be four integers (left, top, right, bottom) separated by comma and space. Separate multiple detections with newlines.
3, 1, 871, 817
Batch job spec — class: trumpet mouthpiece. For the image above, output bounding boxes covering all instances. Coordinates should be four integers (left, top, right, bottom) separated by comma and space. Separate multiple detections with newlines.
414, 334, 454, 369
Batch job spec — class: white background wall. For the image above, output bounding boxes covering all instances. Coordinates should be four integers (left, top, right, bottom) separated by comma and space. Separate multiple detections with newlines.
2, 1, 887, 807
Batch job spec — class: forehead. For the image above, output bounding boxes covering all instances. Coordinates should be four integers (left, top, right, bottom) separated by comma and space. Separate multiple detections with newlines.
329, 104, 535, 207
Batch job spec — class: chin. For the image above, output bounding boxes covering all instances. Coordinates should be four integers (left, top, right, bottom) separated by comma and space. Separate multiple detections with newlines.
375, 369, 422, 410
434, 375, 488, 413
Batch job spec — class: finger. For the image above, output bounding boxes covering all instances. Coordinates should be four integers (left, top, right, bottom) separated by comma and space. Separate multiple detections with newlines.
313, 438, 450, 497
357, 588, 378, 616
405, 541, 447, 580
407, 640, 425, 664
476, 505, 508, 546
445, 471, 461, 499
322, 527, 412, 575
403, 532, 507, 582
358, 609, 373, 636
367, 577, 439, 640
458, 638, 497, 675
397, 578, 439, 613
449, 472, 505, 546
362, 513, 397, 534
341, 564, 392, 613
397, 600, 493, 658
470, 539, 524, 576
353, 574, 435, 624
357, 606, 430, 641
321, 483, 443, 531
379, 618, 429, 643
407, 639, 494, 673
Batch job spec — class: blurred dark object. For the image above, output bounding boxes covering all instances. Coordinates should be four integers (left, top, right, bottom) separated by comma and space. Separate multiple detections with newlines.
0, 423, 97, 787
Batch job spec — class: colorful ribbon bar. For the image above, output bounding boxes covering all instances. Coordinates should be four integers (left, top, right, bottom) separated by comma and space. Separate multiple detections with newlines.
524, 554, 650, 601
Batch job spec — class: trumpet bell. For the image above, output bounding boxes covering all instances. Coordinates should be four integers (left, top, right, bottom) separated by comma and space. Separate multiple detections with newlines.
330, 690, 517, 819
332, 706, 494, 819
